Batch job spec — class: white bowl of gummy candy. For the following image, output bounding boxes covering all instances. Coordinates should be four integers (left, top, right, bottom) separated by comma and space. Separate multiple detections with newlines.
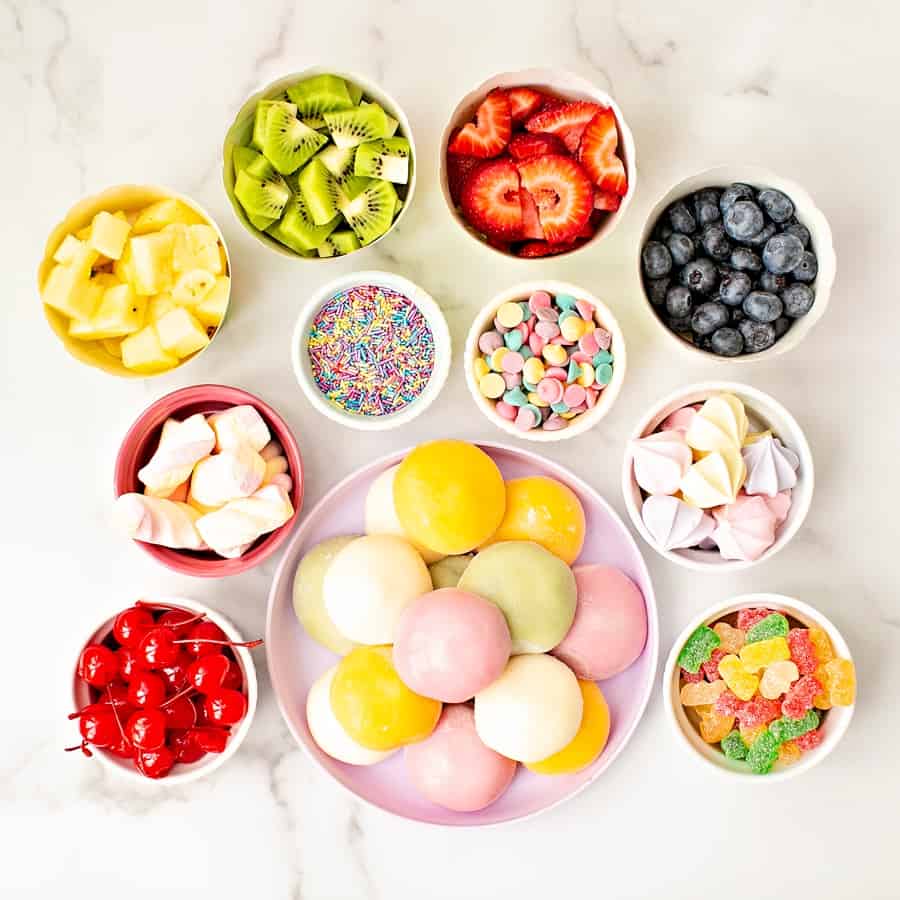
663, 593, 856, 781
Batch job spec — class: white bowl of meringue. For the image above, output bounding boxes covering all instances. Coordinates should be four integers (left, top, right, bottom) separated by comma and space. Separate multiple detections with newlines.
621, 382, 814, 571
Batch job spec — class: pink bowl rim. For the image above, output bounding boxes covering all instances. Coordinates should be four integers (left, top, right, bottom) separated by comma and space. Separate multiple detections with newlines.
114, 384, 304, 577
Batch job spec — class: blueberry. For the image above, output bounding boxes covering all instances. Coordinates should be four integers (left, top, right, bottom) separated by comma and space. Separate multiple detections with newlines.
759, 270, 789, 293
654, 221, 674, 242
738, 318, 776, 353
730, 247, 762, 272
666, 315, 693, 333
718, 269, 752, 306
783, 221, 810, 248
694, 189, 722, 227
792, 250, 818, 283
762, 232, 805, 274
773, 316, 792, 339
720, 183, 754, 213
665, 285, 693, 319
667, 200, 697, 235
645, 277, 670, 306
642, 241, 672, 278
710, 327, 744, 357
745, 222, 777, 248
691, 301, 730, 336
743, 291, 784, 323
757, 188, 795, 223
700, 224, 732, 260
679, 257, 719, 295
666, 233, 695, 266
724, 201, 765, 241
782, 283, 815, 317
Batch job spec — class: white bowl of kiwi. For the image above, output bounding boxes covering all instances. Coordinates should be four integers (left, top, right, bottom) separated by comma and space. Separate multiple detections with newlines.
223, 68, 415, 259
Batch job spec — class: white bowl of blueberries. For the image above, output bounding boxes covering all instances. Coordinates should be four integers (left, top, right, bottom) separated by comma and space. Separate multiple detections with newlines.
639, 166, 836, 359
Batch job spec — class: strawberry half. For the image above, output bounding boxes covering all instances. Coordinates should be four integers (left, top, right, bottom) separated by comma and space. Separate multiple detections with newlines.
593, 189, 621, 211
578, 108, 627, 196
446, 152, 481, 204
516, 155, 593, 244
524, 101, 603, 154
447, 90, 512, 159
517, 239, 581, 258
460, 158, 523, 239
520, 189, 545, 240
508, 132, 567, 161
507, 87, 544, 122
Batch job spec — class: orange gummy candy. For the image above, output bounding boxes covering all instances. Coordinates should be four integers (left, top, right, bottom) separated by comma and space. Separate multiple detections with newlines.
813, 663, 833, 710
739, 723, 767, 745
713, 622, 746, 654
680, 679, 728, 707
698, 708, 734, 743
778, 740, 802, 765
824, 657, 856, 706
808, 627, 834, 665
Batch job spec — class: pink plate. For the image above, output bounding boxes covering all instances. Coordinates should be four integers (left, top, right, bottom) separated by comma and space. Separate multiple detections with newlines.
265, 443, 658, 826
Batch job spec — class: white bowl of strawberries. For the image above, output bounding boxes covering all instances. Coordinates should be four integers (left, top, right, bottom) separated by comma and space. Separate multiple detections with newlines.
440, 68, 636, 259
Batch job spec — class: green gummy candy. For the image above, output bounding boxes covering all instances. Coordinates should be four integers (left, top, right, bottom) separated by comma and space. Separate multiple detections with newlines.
503, 388, 528, 407
721, 730, 749, 761
747, 729, 780, 774
556, 293, 578, 310
504, 330, 524, 351
677, 625, 721, 674
595, 363, 614, 385
746, 612, 789, 644
592, 350, 613, 366
770, 709, 819, 743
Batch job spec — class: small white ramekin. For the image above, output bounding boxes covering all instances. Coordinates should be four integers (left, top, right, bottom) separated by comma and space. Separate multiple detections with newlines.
70, 596, 258, 786
663, 593, 855, 782
291, 270, 451, 431
637, 165, 836, 361
622, 381, 814, 570
464, 280, 626, 442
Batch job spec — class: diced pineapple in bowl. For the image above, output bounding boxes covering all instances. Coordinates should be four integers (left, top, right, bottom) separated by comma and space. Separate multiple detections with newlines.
37, 185, 231, 378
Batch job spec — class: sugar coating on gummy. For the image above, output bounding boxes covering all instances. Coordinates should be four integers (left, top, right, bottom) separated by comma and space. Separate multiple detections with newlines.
769, 709, 819, 744
736, 607, 776, 631
721, 730, 749, 760
717, 654, 759, 701
739, 636, 790, 672
746, 729, 780, 774
713, 622, 746, 654
701, 647, 729, 682
794, 728, 824, 752
734, 695, 781, 728
787, 627, 818, 675
781, 674, 821, 719
745, 612, 789, 644
677, 625, 721, 674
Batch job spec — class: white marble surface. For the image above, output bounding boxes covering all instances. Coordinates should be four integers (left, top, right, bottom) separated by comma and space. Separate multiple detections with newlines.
4, 0, 899, 897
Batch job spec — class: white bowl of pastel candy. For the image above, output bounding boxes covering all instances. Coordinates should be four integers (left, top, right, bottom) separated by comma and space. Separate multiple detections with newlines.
621, 382, 813, 570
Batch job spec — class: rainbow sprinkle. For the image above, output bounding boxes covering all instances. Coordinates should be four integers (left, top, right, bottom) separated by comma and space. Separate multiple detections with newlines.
307, 284, 435, 417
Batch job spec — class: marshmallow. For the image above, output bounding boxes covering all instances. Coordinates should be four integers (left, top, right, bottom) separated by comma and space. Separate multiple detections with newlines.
137, 413, 215, 495
209, 405, 270, 452
190, 444, 265, 508
114, 493, 207, 550
260, 440, 283, 461
144, 480, 189, 502
263, 454, 288, 482
268, 472, 293, 493
195, 484, 294, 557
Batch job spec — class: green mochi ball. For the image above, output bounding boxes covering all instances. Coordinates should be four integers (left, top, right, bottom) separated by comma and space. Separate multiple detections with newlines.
428, 554, 474, 590
459, 541, 577, 654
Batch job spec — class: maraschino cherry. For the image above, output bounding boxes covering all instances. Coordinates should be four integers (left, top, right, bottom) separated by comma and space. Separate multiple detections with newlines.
203, 689, 247, 726
77, 645, 118, 687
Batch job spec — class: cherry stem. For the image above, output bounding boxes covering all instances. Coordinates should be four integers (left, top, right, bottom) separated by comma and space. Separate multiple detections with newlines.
64, 741, 93, 757
106, 684, 130, 746
160, 683, 196, 709
68, 697, 129, 720
135, 599, 207, 622
173, 638, 264, 649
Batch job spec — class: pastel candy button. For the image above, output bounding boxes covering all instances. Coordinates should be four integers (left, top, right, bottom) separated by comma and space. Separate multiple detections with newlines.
579, 332, 600, 356
556, 293, 578, 310
584, 388, 598, 408
537, 377, 564, 405
519, 346, 534, 360
496, 301, 524, 328
472, 357, 489, 380
578, 362, 595, 387
528, 333, 545, 355
567, 360, 580, 383
522, 356, 545, 384
563, 384, 586, 407
593, 350, 613, 365
478, 331, 503, 354
594, 328, 612, 350
495, 400, 517, 421
595, 363, 614, 385
500, 350, 525, 374
428, 553, 473, 589
504, 329, 524, 351
515, 406, 538, 431
543, 413, 568, 431
535, 321, 560, 340
571, 350, 592, 364
575, 299, 595, 321
493, 317, 508, 334
546, 366, 567, 381
527, 392, 549, 408
550, 400, 569, 414
479, 372, 506, 399
542, 344, 568, 366
528, 290, 552, 311
490, 347, 509, 371
502, 372, 522, 389
535, 306, 558, 323
503, 387, 528, 406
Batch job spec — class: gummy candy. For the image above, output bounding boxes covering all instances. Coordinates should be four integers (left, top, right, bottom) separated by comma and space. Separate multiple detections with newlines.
720, 730, 748, 760
701, 647, 729, 682
823, 658, 856, 706
759, 660, 799, 700
738, 636, 790, 673
794, 728, 824, 752
807, 626, 834, 665
717, 654, 759, 701
747, 729, 780, 774
777, 740, 802, 765
770, 709, 819, 743
736, 607, 775, 631
734, 695, 781, 729
713, 622, 746, 654
677, 625, 721, 674
739, 723, 767, 745
812, 664, 832, 710
680, 679, 728, 706
680, 668, 704, 683
698, 707, 734, 743
781, 674, 820, 719
787, 628, 817, 676
745, 612, 789, 644
714, 689, 743, 717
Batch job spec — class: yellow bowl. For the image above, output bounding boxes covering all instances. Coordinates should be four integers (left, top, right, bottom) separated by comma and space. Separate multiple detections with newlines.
37, 184, 232, 378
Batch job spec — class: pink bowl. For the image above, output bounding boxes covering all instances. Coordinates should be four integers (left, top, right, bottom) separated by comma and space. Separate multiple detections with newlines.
114, 384, 304, 577
266, 442, 658, 826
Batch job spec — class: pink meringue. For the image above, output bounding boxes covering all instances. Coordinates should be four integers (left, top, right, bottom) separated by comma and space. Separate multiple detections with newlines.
630, 430, 692, 495
760, 489, 792, 524
641, 494, 715, 551
659, 403, 701, 434
742, 435, 799, 497
711, 495, 778, 561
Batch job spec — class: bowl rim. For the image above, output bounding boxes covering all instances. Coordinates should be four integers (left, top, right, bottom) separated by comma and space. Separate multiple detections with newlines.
37, 184, 232, 379
661, 592, 854, 782
635, 164, 836, 362
113, 383, 304, 576
222, 66, 417, 260
265, 440, 659, 827
438, 67, 637, 262
463, 279, 627, 442
621, 380, 814, 571
290, 270, 452, 431
70, 595, 258, 786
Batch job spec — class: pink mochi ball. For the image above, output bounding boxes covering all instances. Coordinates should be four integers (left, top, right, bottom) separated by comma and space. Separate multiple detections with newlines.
393, 588, 511, 703
405, 705, 516, 812
552, 565, 647, 680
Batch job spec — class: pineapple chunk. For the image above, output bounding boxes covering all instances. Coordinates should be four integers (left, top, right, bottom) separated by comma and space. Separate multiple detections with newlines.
121, 325, 179, 373
172, 269, 216, 305
113, 240, 135, 287
68, 283, 146, 340
75, 224, 91, 241
88, 210, 131, 260
102, 338, 123, 358
132, 199, 205, 235
218, 244, 228, 274
130, 232, 174, 295
155, 307, 210, 358
148, 292, 176, 323
170, 224, 222, 274
41, 245, 102, 320
53, 234, 83, 264
194, 276, 230, 327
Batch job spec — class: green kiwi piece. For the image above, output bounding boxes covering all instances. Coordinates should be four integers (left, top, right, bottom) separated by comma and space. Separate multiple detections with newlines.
246, 152, 276, 179
286, 75, 353, 117
339, 175, 372, 203
354, 138, 411, 184
298, 158, 341, 226
268, 189, 340, 252
347, 82, 364, 105
337, 179, 398, 245
317, 230, 361, 258
234, 168, 290, 220
247, 210, 278, 231
262, 102, 327, 175
316, 145, 356, 185
324, 103, 390, 149
251, 99, 297, 150
303, 117, 328, 130
232, 145, 262, 178
361, 101, 399, 137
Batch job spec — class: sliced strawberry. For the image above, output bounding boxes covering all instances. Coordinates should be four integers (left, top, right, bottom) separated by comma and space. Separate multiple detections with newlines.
578, 108, 627, 196
508, 132, 567, 161
446, 152, 481, 204
507, 87, 544, 122
520, 188, 545, 240
516, 155, 593, 244
576, 216, 595, 239
525, 101, 603, 154
460, 158, 523, 239
539, 93, 566, 111
593, 189, 621, 211
486, 235, 512, 254
447, 90, 512, 159
517, 239, 580, 258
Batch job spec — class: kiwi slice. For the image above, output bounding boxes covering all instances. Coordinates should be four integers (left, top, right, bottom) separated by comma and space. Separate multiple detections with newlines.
338, 179, 398, 245
262, 102, 327, 175
361, 101, 399, 137
303, 117, 328, 130
268, 189, 340, 252
316, 145, 356, 184
347, 82, 364, 105
234, 165, 290, 221
317, 231, 361, 258
251, 99, 297, 150
298, 158, 340, 226
324, 103, 390, 149
286, 75, 353, 117
354, 138, 411, 184
232, 145, 261, 178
